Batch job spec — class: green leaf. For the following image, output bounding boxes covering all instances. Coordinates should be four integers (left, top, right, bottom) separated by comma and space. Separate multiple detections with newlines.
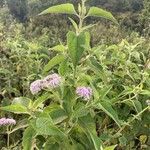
62, 86, 75, 116
36, 117, 66, 138
0, 104, 29, 114
43, 54, 65, 73
32, 93, 52, 110
88, 130, 102, 150
132, 100, 142, 113
81, 24, 97, 32
44, 138, 59, 150
96, 101, 121, 127
104, 145, 117, 150
87, 7, 118, 24
99, 86, 112, 99
44, 104, 68, 124
140, 90, 150, 96
45, 137, 73, 150
69, 17, 78, 31
72, 102, 89, 119
79, 114, 102, 150
39, 3, 77, 15
119, 136, 127, 146
84, 32, 91, 49
58, 58, 69, 76
10, 119, 28, 134
71, 139, 85, 150
0, 68, 11, 75
89, 56, 103, 70
12, 97, 32, 108
67, 31, 88, 67
50, 44, 66, 52
22, 126, 36, 150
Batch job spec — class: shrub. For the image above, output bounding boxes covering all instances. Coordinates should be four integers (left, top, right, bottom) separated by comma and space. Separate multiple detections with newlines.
0, 0, 149, 150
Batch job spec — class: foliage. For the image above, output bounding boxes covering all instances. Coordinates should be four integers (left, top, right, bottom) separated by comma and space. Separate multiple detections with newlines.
6, 0, 28, 22
0, 21, 55, 108
140, 0, 150, 37
0, 0, 150, 150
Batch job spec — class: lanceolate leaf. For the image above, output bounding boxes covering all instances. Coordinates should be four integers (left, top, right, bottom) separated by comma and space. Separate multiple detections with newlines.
132, 100, 142, 113
44, 138, 59, 150
39, 3, 77, 15
72, 102, 89, 119
84, 32, 91, 49
62, 86, 75, 116
81, 24, 97, 32
58, 58, 69, 76
44, 104, 68, 124
96, 101, 121, 127
12, 97, 32, 108
104, 145, 117, 150
43, 54, 65, 73
36, 117, 67, 138
22, 126, 36, 150
0, 104, 29, 114
87, 7, 118, 24
79, 114, 102, 150
69, 17, 78, 31
50, 44, 66, 52
67, 31, 88, 67
32, 93, 52, 110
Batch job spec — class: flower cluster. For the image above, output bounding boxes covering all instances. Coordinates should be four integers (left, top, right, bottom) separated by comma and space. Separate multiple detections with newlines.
30, 73, 61, 95
30, 80, 44, 95
43, 73, 61, 88
30, 74, 93, 100
0, 118, 16, 126
76, 86, 93, 100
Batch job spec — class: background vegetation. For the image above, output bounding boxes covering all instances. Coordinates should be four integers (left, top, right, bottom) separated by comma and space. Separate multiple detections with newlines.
0, 0, 150, 149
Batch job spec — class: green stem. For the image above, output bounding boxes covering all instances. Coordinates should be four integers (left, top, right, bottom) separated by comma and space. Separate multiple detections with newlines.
9, 124, 28, 134
77, 0, 86, 34
73, 67, 76, 81
35, 145, 40, 150
7, 126, 10, 149
115, 106, 149, 136
115, 94, 137, 104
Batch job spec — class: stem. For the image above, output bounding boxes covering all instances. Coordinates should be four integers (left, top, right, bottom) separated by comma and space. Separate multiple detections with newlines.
9, 124, 28, 134
78, 18, 83, 33
115, 106, 149, 136
7, 134, 10, 149
77, 0, 86, 34
7, 126, 10, 149
115, 94, 137, 104
35, 145, 40, 150
73, 67, 76, 81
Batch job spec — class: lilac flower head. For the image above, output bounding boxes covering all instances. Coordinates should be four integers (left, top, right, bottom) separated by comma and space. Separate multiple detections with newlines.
43, 73, 61, 88
0, 118, 16, 126
76, 86, 92, 100
30, 79, 43, 95
29, 73, 62, 94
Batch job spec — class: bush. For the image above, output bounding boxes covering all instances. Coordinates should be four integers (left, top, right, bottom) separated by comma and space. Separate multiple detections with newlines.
0, 1, 150, 150
0, 0, 150, 150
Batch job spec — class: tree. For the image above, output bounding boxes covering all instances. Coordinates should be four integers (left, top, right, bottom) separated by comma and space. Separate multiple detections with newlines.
6, 0, 28, 22
130, 0, 143, 12
140, 0, 150, 36
0, 0, 5, 7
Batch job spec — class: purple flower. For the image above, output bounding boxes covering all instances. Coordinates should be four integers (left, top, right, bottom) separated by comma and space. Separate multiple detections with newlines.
0, 118, 16, 126
76, 86, 92, 100
43, 73, 61, 88
30, 79, 43, 95
30, 74, 62, 95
